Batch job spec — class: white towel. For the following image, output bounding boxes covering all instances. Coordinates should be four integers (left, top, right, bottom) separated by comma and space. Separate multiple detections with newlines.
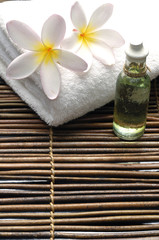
0, 0, 159, 126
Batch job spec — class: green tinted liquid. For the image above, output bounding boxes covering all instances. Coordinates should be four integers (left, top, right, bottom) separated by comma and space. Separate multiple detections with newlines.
113, 72, 150, 140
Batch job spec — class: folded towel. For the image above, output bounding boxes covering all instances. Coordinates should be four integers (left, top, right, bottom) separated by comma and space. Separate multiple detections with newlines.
0, 0, 159, 126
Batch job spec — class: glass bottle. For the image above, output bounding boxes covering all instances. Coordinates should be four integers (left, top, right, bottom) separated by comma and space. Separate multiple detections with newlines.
113, 42, 151, 140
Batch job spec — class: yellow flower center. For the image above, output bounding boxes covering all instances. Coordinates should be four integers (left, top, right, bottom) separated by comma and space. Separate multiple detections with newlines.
79, 31, 88, 46
79, 30, 94, 46
80, 32, 86, 38
34, 46, 59, 65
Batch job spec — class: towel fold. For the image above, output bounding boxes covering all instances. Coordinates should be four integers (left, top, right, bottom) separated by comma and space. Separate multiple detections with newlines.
0, 0, 159, 126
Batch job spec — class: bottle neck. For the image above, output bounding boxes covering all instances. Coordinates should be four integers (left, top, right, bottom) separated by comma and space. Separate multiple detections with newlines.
123, 59, 147, 78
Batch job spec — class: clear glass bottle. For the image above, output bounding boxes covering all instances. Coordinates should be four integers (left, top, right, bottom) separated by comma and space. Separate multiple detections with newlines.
113, 42, 151, 140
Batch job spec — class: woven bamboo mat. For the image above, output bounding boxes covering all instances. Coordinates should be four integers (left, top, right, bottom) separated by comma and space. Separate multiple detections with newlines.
0, 76, 159, 240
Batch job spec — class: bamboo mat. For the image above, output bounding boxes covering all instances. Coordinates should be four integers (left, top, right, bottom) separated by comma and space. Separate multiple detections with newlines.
0, 76, 159, 240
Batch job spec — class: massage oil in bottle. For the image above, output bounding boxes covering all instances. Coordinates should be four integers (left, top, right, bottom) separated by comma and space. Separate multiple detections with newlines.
113, 42, 151, 140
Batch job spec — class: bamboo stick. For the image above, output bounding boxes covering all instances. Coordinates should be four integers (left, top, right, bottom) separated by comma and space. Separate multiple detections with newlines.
78, 114, 113, 121
114, 238, 159, 240
57, 169, 159, 178
0, 219, 50, 226
54, 225, 159, 232
146, 128, 159, 133
53, 134, 159, 141
0, 183, 50, 190
56, 128, 159, 135
0, 99, 23, 103
58, 121, 159, 129
73, 114, 159, 123
0, 169, 50, 175
0, 175, 50, 180
0, 124, 47, 129
55, 125, 159, 133
0, 226, 50, 231
1, 162, 159, 170
0, 94, 19, 98
0, 142, 49, 149
1, 189, 159, 198
1, 154, 159, 163
54, 194, 159, 203
3, 175, 159, 183
55, 176, 159, 183
0, 103, 25, 106
0, 129, 48, 134
47, 141, 159, 148
0, 212, 50, 218
53, 147, 159, 153
53, 182, 159, 190
54, 163, 159, 170
0, 149, 49, 153
0, 153, 48, 157
55, 127, 159, 134
0, 232, 50, 237
0, 119, 43, 123
54, 215, 159, 224
0, 113, 37, 118
53, 230, 159, 238
0, 157, 50, 163
51, 169, 159, 178
0, 204, 49, 211
0, 151, 158, 157
3, 215, 159, 227
54, 209, 159, 218
1, 169, 159, 178
0, 163, 50, 169
1, 189, 159, 197
147, 116, 159, 121
0, 108, 32, 113
55, 201, 159, 211
1, 176, 159, 183
0, 189, 50, 196
0, 201, 159, 211
0, 136, 49, 142
55, 189, 159, 196
1, 224, 159, 232
1, 193, 159, 204
60, 122, 113, 129
0, 196, 50, 204
54, 155, 159, 163
0, 85, 11, 89
0, 209, 158, 218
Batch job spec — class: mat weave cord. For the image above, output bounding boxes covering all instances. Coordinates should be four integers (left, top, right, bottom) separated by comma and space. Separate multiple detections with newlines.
50, 127, 55, 240
1, 77, 159, 239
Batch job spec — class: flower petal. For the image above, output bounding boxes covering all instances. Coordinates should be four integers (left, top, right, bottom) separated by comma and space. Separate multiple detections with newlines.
40, 57, 61, 100
53, 49, 88, 72
41, 14, 66, 48
77, 40, 93, 71
71, 2, 87, 32
88, 38, 115, 65
6, 20, 43, 51
90, 29, 125, 48
61, 31, 82, 51
6, 52, 43, 79
87, 4, 113, 32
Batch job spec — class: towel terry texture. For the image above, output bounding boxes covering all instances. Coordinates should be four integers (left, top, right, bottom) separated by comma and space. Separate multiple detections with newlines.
0, 0, 159, 126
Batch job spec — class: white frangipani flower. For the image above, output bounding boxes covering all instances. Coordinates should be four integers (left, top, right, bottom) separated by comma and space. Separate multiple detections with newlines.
61, 2, 125, 70
6, 15, 88, 99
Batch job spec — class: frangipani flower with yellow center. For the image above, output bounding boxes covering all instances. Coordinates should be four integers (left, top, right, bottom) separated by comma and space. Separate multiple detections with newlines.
61, 2, 125, 70
6, 15, 88, 99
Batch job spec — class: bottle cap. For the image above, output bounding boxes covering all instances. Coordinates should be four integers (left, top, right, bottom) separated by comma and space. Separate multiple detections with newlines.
125, 41, 149, 62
